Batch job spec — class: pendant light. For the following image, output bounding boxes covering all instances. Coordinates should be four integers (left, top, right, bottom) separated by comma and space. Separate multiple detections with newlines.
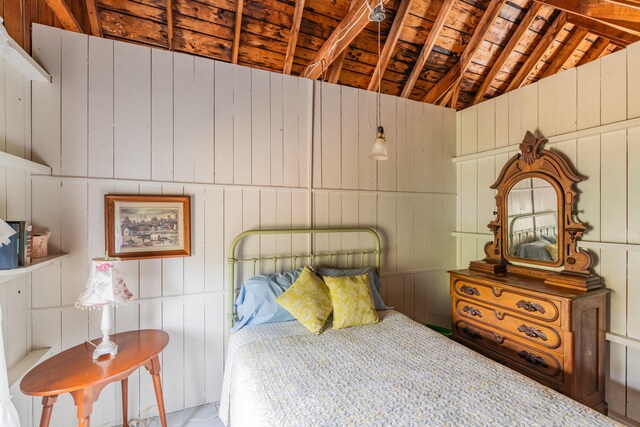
369, 8, 388, 161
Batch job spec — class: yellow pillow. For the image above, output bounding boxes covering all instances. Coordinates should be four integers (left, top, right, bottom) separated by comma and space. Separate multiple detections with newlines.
323, 273, 379, 330
276, 266, 332, 334
545, 243, 558, 260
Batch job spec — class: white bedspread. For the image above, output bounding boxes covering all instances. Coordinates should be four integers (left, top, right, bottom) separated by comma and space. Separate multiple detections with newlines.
220, 310, 619, 427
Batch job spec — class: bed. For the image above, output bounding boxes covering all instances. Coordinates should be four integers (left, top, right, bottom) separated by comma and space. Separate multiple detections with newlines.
220, 228, 618, 427
509, 211, 558, 261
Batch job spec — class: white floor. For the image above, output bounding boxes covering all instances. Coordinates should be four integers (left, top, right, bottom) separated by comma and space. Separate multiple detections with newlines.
124, 403, 224, 427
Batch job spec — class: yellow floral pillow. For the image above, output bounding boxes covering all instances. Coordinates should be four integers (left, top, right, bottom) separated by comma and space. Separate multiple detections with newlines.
323, 273, 379, 330
275, 266, 332, 334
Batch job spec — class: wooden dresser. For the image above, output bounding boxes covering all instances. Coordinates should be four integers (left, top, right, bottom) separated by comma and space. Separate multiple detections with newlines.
449, 268, 608, 413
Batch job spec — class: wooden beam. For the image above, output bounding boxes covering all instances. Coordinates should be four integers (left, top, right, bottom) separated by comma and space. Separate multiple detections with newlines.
566, 13, 640, 46
422, 0, 507, 104
576, 37, 611, 65
368, 0, 413, 91
533, 0, 640, 36
283, 0, 305, 74
505, 12, 567, 92
542, 27, 589, 77
605, 0, 640, 9
167, 0, 174, 50
327, 0, 359, 83
86, 0, 102, 37
471, 3, 542, 105
43, 0, 82, 32
232, 0, 244, 63
305, 0, 391, 80
400, 0, 455, 98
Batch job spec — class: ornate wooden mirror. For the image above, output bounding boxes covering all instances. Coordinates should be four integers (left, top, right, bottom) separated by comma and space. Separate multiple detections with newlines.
470, 131, 602, 291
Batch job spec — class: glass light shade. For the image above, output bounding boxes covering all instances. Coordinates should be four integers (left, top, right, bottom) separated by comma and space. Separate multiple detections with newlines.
75, 257, 133, 308
369, 126, 389, 161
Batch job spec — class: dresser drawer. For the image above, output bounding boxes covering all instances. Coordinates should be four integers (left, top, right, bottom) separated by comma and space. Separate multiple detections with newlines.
454, 318, 564, 383
454, 297, 562, 351
451, 277, 560, 324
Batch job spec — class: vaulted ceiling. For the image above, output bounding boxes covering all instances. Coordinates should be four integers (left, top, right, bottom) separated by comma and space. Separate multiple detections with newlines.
31, 0, 640, 109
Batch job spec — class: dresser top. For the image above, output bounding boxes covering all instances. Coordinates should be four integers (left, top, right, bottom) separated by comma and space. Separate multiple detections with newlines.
449, 268, 609, 299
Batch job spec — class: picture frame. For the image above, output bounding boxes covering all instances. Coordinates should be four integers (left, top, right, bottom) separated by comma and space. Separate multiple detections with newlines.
104, 195, 191, 260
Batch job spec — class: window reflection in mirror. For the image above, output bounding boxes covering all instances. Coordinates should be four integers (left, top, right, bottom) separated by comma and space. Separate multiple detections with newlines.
507, 177, 558, 262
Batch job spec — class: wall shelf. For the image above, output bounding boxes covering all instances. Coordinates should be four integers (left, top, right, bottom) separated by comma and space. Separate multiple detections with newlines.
0, 151, 51, 175
8, 347, 53, 388
0, 254, 68, 284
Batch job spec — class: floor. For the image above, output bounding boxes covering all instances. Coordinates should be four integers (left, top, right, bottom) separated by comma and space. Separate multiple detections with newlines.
125, 403, 224, 427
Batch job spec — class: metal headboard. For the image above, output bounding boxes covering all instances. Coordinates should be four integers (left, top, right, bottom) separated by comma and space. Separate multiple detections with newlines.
227, 228, 382, 329
509, 210, 557, 249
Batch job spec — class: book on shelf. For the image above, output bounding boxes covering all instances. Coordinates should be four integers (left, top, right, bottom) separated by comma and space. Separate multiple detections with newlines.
0, 222, 19, 270
5, 221, 32, 267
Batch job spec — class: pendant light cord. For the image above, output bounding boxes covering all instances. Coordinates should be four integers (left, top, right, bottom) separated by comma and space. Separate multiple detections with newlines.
377, 20, 381, 128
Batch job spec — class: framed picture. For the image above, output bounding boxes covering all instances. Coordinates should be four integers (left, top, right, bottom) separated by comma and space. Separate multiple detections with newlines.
105, 195, 191, 260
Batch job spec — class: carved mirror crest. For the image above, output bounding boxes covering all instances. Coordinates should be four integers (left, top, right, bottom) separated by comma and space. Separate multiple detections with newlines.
471, 131, 601, 291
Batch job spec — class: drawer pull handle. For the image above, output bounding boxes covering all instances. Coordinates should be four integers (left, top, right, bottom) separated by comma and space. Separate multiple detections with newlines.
462, 327, 482, 340
460, 285, 480, 296
463, 306, 483, 317
516, 300, 546, 314
517, 324, 548, 341
518, 350, 548, 369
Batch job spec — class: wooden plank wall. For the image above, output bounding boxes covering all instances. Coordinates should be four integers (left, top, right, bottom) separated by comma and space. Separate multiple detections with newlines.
455, 41, 640, 425
0, 56, 34, 425
0, 24, 457, 426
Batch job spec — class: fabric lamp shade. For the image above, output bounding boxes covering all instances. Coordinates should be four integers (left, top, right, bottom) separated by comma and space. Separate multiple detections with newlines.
76, 257, 133, 309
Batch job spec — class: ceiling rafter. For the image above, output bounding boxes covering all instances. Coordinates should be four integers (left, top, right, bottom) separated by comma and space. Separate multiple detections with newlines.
43, 0, 82, 32
400, 0, 455, 98
542, 26, 589, 77
422, 0, 508, 104
533, 0, 640, 36
368, 0, 414, 92
86, 0, 102, 37
505, 12, 567, 92
566, 13, 640, 46
232, 0, 244, 64
283, 0, 306, 75
328, 0, 359, 83
167, 0, 174, 50
471, 3, 543, 105
576, 37, 611, 65
305, 0, 391, 80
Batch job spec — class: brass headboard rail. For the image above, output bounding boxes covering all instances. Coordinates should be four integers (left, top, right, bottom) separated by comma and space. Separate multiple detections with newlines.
227, 228, 382, 329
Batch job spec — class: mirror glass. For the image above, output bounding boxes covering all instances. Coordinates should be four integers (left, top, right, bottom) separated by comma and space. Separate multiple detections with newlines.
507, 177, 559, 262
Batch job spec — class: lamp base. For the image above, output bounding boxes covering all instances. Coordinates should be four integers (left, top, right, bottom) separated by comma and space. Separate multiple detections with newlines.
93, 338, 118, 360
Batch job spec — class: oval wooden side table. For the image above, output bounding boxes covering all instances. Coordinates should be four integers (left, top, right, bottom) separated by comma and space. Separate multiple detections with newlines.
21, 329, 170, 427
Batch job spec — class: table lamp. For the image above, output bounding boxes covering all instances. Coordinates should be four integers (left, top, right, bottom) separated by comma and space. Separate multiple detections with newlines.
75, 257, 133, 359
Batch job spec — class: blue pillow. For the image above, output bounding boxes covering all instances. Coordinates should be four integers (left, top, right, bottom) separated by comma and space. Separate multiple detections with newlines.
232, 268, 302, 333
316, 267, 390, 311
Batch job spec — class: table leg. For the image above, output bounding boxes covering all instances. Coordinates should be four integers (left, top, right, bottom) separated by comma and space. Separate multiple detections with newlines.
70, 384, 106, 427
144, 355, 167, 427
121, 377, 128, 426
40, 395, 58, 427
78, 416, 90, 427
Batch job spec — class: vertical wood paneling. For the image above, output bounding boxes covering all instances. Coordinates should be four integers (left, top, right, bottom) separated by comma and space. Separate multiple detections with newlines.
88, 36, 114, 178
600, 130, 627, 243
283, 75, 299, 187
628, 127, 640, 244
233, 66, 252, 185
270, 74, 284, 187
5, 62, 27, 158
378, 94, 396, 191
577, 60, 601, 130
358, 89, 377, 190
576, 136, 601, 241
508, 84, 538, 145
174, 54, 214, 183
31, 25, 62, 173
251, 69, 271, 186
538, 69, 577, 137
629, 43, 640, 119
321, 83, 341, 189
477, 99, 495, 153
114, 42, 151, 180
460, 106, 478, 155
60, 31, 88, 176
601, 50, 627, 125
151, 49, 174, 182
341, 86, 358, 189
214, 61, 234, 184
